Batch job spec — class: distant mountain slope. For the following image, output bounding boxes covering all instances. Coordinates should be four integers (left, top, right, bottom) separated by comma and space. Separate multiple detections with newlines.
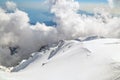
1, 38, 120, 80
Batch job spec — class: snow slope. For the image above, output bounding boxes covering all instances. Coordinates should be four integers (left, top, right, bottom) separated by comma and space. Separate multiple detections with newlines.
1, 38, 120, 80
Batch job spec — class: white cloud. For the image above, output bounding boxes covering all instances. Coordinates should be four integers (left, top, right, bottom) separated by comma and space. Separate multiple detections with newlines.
5, 1, 17, 11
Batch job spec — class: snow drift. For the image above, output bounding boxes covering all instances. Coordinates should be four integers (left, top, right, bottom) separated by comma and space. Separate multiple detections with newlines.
0, 0, 120, 67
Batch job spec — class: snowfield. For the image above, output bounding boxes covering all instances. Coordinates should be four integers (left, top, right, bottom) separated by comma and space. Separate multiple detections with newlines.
0, 38, 120, 80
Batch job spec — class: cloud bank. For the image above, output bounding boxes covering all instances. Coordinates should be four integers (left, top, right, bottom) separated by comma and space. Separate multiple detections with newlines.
0, 0, 120, 67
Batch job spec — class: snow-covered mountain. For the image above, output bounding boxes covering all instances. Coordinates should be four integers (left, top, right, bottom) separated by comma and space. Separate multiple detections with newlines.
0, 37, 120, 80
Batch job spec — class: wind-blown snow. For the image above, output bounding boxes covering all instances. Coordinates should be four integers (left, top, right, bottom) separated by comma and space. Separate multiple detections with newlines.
0, 0, 120, 68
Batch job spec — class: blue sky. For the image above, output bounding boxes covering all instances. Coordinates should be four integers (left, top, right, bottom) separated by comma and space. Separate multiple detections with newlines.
0, 0, 108, 25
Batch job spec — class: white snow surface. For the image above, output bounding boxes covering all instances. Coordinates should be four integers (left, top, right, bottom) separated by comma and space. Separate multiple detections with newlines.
0, 38, 120, 80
